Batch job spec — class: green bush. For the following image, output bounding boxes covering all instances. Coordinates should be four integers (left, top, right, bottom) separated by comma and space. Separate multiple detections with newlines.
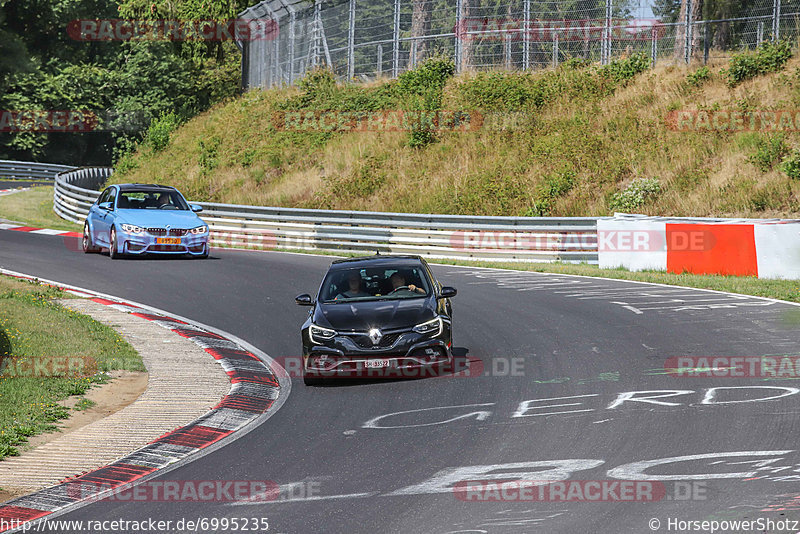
726, 40, 793, 87
562, 57, 591, 70
781, 149, 800, 179
609, 177, 662, 212
598, 53, 651, 84
748, 134, 788, 171
526, 169, 577, 216
687, 66, 711, 87
143, 111, 182, 152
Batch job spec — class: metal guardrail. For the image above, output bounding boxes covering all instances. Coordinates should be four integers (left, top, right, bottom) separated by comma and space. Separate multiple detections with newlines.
54, 167, 600, 263
0, 160, 75, 181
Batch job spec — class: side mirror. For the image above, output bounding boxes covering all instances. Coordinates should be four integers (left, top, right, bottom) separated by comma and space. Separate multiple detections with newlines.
98, 201, 113, 211
439, 286, 457, 298
295, 293, 314, 306
190, 204, 203, 213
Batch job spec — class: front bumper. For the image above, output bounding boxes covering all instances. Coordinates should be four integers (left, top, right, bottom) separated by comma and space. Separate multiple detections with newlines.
302, 327, 454, 378
120, 233, 209, 255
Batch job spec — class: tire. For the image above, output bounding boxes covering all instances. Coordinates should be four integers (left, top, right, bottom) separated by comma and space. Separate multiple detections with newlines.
82, 224, 99, 253
303, 369, 322, 386
109, 227, 122, 260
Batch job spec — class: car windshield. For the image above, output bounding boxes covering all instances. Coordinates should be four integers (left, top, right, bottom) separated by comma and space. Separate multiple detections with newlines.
116, 190, 189, 210
319, 266, 431, 303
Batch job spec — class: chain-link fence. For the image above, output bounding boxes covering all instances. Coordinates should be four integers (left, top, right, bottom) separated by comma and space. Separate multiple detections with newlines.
237, 0, 800, 89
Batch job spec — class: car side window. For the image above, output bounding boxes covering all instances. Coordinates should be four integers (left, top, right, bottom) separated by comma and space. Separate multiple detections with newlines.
98, 188, 113, 205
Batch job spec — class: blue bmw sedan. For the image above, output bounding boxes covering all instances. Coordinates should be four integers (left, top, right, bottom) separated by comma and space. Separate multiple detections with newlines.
82, 184, 210, 259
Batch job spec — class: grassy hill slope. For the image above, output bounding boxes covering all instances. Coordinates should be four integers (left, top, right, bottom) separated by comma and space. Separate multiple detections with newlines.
112, 46, 800, 218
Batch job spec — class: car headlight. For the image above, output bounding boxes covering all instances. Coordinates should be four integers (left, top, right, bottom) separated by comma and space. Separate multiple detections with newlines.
413, 317, 442, 336
120, 224, 144, 234
190, 225, 208, 235
309, 324, 337, 344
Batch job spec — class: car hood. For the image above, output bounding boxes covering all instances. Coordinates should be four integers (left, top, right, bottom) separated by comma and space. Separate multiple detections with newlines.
315, 297, 435, 332
115, 209, 206, 228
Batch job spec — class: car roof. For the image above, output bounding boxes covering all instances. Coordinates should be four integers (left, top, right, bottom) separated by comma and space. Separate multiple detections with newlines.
329, 255, 426, 270
114, 183, 178, 192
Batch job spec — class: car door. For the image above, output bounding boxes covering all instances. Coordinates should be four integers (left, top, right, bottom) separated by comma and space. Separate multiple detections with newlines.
91, 187, 115, 245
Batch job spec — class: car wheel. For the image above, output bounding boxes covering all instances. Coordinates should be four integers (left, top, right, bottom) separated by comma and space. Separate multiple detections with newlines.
82, 224, 99, 253
109, 227, 122, 259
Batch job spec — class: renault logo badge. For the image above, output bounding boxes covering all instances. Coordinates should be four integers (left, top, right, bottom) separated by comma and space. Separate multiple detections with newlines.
368, 328, 382, 345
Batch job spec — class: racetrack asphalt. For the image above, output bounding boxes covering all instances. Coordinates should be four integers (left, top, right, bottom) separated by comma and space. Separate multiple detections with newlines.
2, 229, 800, 534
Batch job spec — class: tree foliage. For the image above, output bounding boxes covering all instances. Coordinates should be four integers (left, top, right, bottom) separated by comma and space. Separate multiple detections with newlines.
0, 0, 253, 165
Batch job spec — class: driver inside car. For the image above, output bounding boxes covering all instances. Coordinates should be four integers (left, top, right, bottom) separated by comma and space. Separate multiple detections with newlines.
157, 193, 172, 208
390, 272, 424, 294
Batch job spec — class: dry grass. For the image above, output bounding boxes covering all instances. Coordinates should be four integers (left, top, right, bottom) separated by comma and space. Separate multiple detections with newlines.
112, 56, 800, 218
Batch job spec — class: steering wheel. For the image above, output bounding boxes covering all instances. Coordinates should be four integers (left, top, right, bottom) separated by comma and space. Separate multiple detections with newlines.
389, 285, 411, 294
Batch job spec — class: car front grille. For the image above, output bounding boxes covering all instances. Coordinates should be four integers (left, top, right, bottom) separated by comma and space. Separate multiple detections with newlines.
147, 228, 188, 236
348, 333, 401, 349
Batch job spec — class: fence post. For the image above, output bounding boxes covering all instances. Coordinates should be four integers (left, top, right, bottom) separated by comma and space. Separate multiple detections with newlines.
272, 39, 280, 86
773, 0, 781, 41
347, 0, 356, 80
392, 0, 400, 77
455, 0, 463, 72
312, 0, 322, 68
684, 0, 692, 65
410, 40, 418, 68
523, 0, 530, 70
504, 31, 511, 69
377, 43, 383, 77
703, 20, 709, 64
552, 32, 558, 68
602, 0, 611, 65
289, 12, 296, 83
757, 20, 764, 44
650, 26, 657, 67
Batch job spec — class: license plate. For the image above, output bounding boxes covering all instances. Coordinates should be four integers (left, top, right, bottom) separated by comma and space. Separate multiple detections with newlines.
364, 359, 390, 369
156, 237, 181, 244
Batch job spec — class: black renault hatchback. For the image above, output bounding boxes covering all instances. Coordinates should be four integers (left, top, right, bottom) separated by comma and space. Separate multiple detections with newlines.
295, 255, 457, 385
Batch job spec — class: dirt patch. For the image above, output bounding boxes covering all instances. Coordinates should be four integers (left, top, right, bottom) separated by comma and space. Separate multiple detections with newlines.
26, 370, 148, 448
0, 370, 147, 503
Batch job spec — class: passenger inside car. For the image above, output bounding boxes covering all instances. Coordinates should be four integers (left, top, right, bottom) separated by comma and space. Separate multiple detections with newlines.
335, 271, 370, 299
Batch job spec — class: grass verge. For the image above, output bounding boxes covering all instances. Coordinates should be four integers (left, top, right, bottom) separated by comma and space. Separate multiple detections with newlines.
0, 275, 142, 460
0, 186, 81, 232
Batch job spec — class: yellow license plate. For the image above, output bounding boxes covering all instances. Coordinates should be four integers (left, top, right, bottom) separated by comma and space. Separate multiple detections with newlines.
156, 237, 181, 244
